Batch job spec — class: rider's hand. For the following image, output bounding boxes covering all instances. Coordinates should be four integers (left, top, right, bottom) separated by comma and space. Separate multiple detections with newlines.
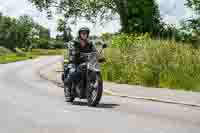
98, 57, 106, 63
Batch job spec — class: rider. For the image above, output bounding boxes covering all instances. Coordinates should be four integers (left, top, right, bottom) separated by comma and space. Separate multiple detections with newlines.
65, 27, 97, 101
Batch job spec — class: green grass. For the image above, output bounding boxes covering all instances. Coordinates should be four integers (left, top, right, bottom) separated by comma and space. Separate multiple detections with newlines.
0, 48, 65, 64
101, 33, 200, 92
0, 54, 33, 64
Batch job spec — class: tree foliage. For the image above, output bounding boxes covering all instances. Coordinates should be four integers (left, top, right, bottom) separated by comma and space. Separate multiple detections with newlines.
186, 0, 200, 12
29, 0, 161, 34
57, 18, 73, 42
121, 0, 161, 34
0, 16, 18, 50
0, 13, 51, 51
185, 0, 200, 32
185, 0, 200, 47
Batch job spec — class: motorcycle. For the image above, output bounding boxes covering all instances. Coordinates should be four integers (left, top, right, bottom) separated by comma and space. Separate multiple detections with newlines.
62, 44, 107, 106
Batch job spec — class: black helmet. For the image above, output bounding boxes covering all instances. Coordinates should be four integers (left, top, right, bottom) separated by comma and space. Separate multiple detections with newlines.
78, 27, 90, 35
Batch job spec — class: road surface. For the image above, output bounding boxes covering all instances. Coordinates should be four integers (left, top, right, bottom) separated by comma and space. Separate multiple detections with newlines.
0, 56, 200, 133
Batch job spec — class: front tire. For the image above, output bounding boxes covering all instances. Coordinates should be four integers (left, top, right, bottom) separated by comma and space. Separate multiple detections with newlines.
87, 73, 103, 107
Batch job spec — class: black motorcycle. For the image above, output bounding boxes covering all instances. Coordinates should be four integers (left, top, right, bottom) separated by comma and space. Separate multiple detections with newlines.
62, 44, 107, 106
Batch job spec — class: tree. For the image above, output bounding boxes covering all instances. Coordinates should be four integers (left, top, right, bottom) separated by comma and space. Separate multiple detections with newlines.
126, 0, 161, 34
185, 0, 200, 47
186, 0, 200, 12
0, 13, 52, 51
185, 0, 200, 32
181, 18, 200, 33
39, 26, 50, 39
16, 15, 35, 50
0, 15, 18, 50
28, 0, 161, 34
57, 18, 73, 42
57, 19, 65, 33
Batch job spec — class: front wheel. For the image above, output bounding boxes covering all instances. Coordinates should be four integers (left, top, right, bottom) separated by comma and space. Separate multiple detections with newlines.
87, 73, 103, 107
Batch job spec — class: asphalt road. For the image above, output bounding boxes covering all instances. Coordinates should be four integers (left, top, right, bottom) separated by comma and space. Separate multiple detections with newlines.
0, 56, 200, 133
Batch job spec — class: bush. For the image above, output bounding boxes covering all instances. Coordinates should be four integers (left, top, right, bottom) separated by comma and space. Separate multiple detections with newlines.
49, 40, 64, 49
15, 48, 26, 56
0, 46, 12, 56
35, 39, 50, 49
102, 33, 200, 91
32, 39, 64, 49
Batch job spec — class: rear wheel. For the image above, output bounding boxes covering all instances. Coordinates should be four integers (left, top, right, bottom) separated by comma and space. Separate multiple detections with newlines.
87, 73, 103, 107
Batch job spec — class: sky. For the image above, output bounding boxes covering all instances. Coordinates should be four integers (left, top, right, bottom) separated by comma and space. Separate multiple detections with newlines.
0, 0, 196, 37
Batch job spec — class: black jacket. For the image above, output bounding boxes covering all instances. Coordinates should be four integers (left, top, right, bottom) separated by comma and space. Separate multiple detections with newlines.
67, 39, 96, 64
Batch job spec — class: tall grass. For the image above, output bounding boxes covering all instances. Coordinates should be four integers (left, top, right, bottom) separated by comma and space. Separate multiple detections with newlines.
101, 33, 200, 92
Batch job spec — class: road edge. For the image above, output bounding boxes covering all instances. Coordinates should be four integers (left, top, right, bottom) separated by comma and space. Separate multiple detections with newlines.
37, 58, 200, 108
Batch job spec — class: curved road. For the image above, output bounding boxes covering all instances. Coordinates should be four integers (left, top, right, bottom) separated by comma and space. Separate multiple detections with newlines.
0, 56, 200, 133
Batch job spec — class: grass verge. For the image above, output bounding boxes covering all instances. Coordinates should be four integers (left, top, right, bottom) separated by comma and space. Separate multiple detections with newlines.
0, 48, 65, 64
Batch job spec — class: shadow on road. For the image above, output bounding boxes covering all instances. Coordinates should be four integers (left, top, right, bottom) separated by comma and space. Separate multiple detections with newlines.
72, 101, 119, 109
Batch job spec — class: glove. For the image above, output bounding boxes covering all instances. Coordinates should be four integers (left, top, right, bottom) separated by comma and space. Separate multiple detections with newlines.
98, 57, 106, 63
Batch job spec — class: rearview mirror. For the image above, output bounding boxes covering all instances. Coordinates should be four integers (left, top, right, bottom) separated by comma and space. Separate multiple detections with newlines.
64, 42, 68, 48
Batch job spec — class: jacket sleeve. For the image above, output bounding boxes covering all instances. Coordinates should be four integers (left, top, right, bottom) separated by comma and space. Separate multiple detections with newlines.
89, 42, 103, 59
90, 41, 97, 52
67, 41, 79, 64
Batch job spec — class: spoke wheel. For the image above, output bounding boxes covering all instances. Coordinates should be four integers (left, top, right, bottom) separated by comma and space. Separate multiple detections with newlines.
87, 73, 103, 107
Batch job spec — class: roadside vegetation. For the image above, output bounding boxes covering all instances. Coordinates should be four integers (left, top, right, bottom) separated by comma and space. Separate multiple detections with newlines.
101, 34, 200, 92
0, 47, 64, 64
0, 12, 65, 64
